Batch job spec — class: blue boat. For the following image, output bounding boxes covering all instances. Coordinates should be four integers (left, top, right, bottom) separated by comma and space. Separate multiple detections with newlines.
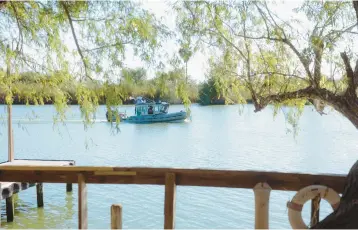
106, 97, 188, 124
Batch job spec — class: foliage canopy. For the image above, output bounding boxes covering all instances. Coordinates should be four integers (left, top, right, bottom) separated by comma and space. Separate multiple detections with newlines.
174, 0, 358, 131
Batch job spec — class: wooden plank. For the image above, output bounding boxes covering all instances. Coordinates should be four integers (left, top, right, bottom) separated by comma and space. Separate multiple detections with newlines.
0, 159, 74, 166
164, 173, 176, 229
111, 204, 122, 229
6, 196, 14, 222
310, 195, 321, 226
94, 171, 136, 176
36, 183, 44, 207
0, 167, 347, 193
0, 166, 118, 171
78, 174, 88, 229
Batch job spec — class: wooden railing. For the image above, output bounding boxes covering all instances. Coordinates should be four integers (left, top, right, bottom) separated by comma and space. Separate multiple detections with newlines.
0, 165, 346, 229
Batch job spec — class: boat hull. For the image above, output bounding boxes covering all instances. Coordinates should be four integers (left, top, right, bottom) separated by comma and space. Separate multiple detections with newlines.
124, 111, 187, 124
107, 111, 187, 124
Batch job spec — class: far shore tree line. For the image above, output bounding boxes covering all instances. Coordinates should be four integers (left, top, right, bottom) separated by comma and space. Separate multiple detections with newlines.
0, 67, 254, 106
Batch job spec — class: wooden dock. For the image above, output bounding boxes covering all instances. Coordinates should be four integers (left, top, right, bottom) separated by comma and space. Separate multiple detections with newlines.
0, 159, 75, 224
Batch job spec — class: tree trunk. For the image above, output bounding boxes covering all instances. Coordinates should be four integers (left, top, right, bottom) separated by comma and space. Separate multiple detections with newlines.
185, 61, 188, 84
337, 104, 358, 129
310, 160, 358, 228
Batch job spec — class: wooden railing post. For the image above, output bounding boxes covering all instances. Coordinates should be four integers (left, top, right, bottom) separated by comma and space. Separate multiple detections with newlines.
78, 174, 88, 229
66, 162, 75, 192
310, 195, 321, 226
111, 204, 122, 229
7, 104, 14, 162
253, 182, 272, 229
164, 173, 176, 229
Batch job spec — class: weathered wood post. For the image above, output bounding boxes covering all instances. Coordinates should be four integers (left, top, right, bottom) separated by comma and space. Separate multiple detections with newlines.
7, 104, 14, 162
36, 183, 44, 207
6, 196, 14, 222
111, 204, 122, 229
164, 173, 176, 229
78, 174, 87, 229
66, 161, 75, 192
310, 195, 321, 226
253, 182, 272, 229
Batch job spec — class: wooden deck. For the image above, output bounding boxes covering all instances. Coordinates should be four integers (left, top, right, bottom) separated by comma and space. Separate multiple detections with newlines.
0, 159, 75, 224
0, 159, 75, 166
0, 159, 74, 199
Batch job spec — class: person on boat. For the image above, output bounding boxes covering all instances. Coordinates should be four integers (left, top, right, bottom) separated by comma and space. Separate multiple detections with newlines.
148, 106, 153, 114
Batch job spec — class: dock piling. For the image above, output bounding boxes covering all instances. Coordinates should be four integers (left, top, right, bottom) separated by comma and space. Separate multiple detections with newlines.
111, 204, 122, 229
6, 196, 14, 222
36, 183, 44, 207
66, 183, 73, 192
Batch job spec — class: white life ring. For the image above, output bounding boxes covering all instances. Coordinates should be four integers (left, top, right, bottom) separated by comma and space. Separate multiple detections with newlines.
287, 185, 340, 229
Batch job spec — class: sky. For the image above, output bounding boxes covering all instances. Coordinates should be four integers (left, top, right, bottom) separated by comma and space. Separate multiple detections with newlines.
124, 0, 210, 82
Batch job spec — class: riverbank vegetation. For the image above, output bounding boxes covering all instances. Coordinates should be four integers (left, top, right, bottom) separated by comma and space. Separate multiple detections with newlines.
0, 66, 252, 106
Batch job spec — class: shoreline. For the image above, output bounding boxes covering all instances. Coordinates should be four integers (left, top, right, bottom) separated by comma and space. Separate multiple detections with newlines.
0, 100, 255, 106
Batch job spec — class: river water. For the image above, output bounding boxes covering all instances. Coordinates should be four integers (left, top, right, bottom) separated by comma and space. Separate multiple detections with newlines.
0, 104, 357, 228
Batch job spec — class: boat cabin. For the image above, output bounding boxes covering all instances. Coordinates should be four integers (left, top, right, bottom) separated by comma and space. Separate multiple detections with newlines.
134, 102, 169, 116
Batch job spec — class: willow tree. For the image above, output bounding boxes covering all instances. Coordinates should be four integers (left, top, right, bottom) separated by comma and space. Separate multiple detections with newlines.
175, 0, 358, 130
176, 1, 358, 227
0, 1, 169, 125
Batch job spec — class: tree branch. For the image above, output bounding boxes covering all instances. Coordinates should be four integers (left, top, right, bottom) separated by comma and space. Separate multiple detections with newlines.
326, 23, 358, 40
61, 1, 92, 81
72, 16, 116, 22
252, 2, 315, 83
253, 86, 340, 113
354, 59, 358, 81
353, 1, 358, 25
205, 5, 248, 63
230, 32, 314, 81
252, 72, 308, 81
10, 1, 23, 53
82, 41, 131, 53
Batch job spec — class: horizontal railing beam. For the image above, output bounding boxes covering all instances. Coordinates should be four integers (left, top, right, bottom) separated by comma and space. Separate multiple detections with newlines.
0, 166, 346, 193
